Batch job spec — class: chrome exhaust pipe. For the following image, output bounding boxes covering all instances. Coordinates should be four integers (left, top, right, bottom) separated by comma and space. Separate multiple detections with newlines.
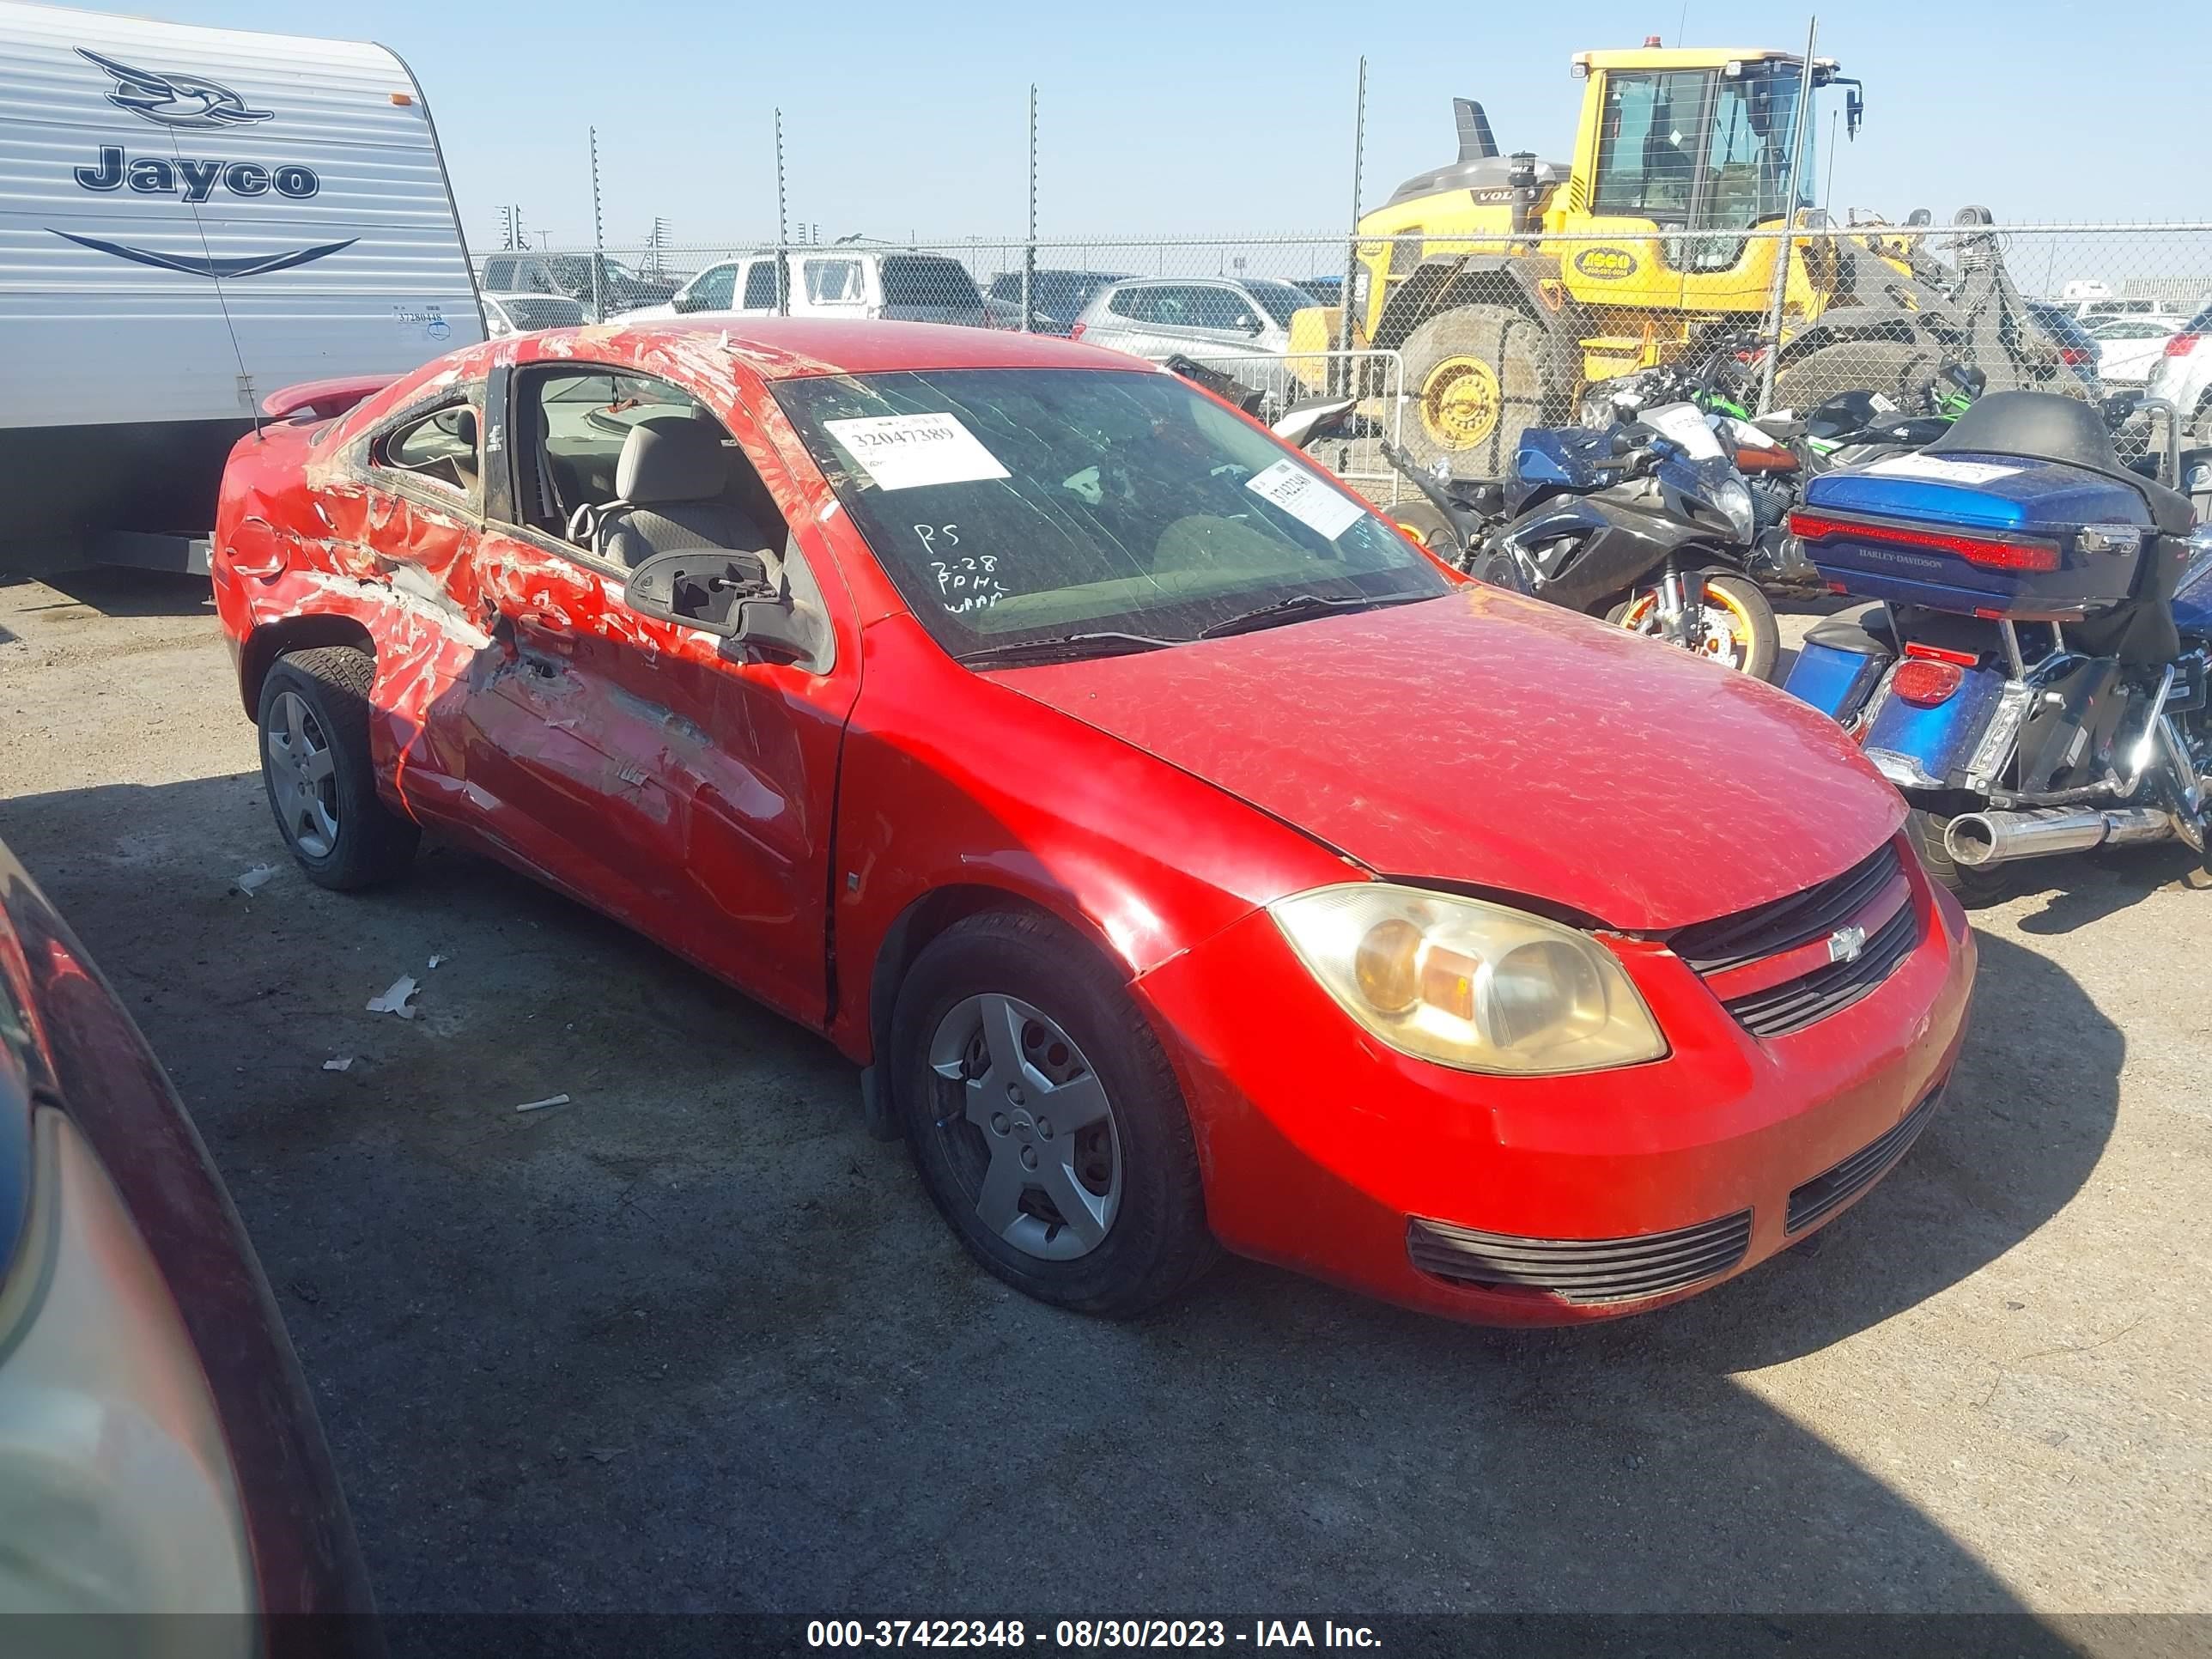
1944, 805, 2175, 868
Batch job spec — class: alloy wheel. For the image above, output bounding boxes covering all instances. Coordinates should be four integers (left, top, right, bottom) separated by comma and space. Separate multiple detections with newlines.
265, 689, 341, 859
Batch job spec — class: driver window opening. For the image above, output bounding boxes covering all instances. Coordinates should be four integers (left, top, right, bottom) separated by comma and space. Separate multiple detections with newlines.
509, 365, 792, 572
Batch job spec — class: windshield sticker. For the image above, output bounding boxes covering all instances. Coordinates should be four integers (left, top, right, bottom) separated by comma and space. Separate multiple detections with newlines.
1244, 459, 1365, 540
823, 412, 1011, 492
1863, 453, 2025, 486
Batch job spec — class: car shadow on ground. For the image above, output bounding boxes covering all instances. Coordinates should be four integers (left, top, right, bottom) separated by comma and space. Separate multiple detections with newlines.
0, 567, 215, 620
0, 772, 2118, 1637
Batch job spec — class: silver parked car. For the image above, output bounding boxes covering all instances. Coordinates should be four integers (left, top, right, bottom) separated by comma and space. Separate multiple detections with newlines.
2146, 301, 2212, 443
1069, 276, 1315, 393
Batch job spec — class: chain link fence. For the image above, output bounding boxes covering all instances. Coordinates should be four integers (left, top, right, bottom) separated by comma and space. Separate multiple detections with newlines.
477, 222, 2212, 488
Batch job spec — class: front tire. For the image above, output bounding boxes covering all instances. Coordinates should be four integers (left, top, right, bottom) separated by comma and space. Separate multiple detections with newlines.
1398, 302, 1572, 482
1607, 571, 1780, 680
889, 910, 1216, 1317
257, 647, 419, 890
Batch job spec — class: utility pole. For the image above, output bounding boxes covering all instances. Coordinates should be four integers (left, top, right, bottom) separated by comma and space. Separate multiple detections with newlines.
588, 126, 605, 323
1023, 85, 1038, 334
1337, 57, 1368, 375
1755, 18, 1818, 412
775, 108, 791, 314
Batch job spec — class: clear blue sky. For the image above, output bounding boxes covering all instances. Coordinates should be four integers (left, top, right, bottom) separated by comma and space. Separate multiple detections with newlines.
140, 0, 2208, 249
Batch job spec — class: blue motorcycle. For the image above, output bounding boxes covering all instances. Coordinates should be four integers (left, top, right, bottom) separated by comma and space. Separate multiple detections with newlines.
1783, 390, 2212, 897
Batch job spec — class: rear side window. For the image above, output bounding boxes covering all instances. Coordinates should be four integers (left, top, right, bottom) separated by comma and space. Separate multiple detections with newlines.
372, 395, 482, 505
1107, 287, 1154, 321
881, 256, 981, 310
804, 259, 864, 304
483, 257, 514, 289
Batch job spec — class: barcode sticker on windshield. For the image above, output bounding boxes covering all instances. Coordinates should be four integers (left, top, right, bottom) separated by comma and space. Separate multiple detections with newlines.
1245, 459, 1365, 540
823, 412, 1011, 492
1863, 453, 2025, 486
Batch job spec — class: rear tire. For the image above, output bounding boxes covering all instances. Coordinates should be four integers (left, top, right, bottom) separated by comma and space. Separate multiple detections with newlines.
890, 910, 1218, 1318
1907, 808, 2008, 905
257, 647, 419, 890
1398, 302, 1572, 483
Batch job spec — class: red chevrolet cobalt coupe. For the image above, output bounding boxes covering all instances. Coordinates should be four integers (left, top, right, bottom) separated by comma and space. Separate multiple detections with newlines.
210, 321, 1973, 1325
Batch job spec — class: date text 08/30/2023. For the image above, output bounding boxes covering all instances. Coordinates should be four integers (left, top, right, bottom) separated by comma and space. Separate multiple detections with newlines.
806, 1621, 1382, 1649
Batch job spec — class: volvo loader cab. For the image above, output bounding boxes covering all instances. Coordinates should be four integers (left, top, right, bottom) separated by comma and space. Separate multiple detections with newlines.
1317, 43, 2060, 481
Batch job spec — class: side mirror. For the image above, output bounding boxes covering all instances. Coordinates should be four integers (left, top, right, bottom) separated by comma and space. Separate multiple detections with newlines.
453, 406, 479, 451
620, 546, 832, 666
1241, 314, 1266, 337
621, 548, 780, 640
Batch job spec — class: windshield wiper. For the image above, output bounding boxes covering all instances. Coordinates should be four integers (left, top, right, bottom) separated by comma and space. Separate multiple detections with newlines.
1197, 590, 1431, 641
954, 630, 1181, 669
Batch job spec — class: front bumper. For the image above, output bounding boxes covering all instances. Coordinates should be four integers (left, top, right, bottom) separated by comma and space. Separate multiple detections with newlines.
1134, 848, 1976, 1326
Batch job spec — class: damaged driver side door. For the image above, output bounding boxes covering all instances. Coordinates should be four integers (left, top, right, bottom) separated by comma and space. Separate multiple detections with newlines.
445, 358, 860, 1029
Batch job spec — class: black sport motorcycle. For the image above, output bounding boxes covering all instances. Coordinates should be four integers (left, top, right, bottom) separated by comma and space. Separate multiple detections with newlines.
1383, 394, 1782, 679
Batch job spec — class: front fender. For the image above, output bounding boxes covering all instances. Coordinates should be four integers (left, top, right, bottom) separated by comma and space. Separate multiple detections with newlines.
823, 616, 1354, 1063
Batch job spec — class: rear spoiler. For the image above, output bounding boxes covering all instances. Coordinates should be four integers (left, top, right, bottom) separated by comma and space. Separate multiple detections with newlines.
261, 374, 400, 423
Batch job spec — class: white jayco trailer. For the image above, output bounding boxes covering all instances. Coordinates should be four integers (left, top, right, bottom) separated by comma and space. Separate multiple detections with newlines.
0, 1, 483, 573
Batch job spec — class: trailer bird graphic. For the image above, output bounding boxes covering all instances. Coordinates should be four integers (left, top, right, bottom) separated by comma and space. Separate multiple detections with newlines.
76, 47, 274, 129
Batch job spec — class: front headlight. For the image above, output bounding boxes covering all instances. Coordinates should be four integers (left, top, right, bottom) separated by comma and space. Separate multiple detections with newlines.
0, 1107, 255, 1631
1269, 884, 1667, 1075
1717, 477, 1757, 543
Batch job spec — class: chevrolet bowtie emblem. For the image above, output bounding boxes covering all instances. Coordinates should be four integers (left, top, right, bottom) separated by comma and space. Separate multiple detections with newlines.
1828, 924, 1868, 964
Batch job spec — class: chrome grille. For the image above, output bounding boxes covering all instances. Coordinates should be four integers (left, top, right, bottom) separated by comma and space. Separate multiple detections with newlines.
1721, 897, 1919, 1040
1671, 841, 1904, 975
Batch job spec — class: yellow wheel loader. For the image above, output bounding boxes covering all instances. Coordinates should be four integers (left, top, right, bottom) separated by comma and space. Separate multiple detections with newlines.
1310, 45, 2069, 478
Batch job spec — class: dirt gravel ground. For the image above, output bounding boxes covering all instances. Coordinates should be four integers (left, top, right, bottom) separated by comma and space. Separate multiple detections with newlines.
2, 570, 2208, 1633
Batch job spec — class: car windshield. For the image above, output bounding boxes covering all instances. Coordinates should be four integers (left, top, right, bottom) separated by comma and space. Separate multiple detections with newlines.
1245, 280, 1316, 328
773, 368, 1448, 658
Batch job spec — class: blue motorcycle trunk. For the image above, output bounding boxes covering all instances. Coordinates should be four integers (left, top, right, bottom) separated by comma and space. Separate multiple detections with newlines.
1796, 451, 2149, 619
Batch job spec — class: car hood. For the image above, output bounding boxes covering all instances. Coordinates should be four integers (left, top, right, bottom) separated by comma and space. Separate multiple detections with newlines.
992, 586, 1904, 932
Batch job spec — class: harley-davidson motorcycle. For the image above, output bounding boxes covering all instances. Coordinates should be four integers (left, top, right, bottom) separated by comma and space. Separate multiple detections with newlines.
1783, 389, 2212, 896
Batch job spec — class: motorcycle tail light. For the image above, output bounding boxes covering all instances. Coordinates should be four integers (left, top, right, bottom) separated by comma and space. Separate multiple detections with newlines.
1790, 511, 2062, 573
1893, 659, 1966, 706
2059, 347, 2092, 367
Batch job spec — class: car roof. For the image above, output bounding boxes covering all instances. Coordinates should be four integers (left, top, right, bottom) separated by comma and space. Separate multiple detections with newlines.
560, 317, 1156, 380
